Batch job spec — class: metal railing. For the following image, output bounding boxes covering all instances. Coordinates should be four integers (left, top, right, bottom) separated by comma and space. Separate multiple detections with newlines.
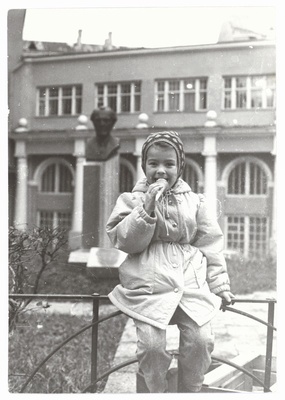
9, 293, 276, 393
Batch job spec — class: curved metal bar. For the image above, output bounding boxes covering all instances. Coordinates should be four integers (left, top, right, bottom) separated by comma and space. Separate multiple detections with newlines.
83, 354, 272, 393
82, 357, 139, 393
221, 306, 276, 331
211, 356, 271, 392
20, 310, 123, 393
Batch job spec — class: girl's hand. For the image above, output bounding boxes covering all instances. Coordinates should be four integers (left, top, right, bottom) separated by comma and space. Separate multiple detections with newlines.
216, 291, 235, 305
144, 179, 168, 215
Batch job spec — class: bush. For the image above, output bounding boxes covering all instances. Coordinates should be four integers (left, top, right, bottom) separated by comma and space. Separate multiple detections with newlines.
226, 253, 276, 294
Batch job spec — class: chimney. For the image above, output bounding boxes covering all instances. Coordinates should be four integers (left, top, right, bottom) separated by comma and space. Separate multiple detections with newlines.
104, 32, 113, 50
77, 29, 82, 46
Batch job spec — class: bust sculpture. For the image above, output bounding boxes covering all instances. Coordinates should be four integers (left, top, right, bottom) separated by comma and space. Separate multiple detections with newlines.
85, 106, 120, 161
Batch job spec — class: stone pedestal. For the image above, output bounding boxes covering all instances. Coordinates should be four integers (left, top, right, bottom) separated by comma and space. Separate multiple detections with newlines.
82, 154, 119, 249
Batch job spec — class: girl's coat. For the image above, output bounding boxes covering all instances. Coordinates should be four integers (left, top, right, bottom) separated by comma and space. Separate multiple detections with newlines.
106, 178, 230, 329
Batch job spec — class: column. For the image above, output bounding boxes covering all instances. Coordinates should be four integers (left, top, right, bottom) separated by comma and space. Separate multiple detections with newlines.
270, 135, 276, 252
69, 138, 86, 249
202, 111, 219, 219
14, 153, 28, 230
203, 150, 217, 219
135, 136, 147, 181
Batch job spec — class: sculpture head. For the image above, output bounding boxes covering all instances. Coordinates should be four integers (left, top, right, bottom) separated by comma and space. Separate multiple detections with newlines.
90, 106, 117, 142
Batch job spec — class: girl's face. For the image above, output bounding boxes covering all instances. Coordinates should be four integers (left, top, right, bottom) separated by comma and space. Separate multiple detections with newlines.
145, 145, 178, 189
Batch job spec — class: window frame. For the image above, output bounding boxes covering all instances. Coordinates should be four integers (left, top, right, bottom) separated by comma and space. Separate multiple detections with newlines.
36, 85, 82, 117
227, 160, 268, 197
222, 75, 276, 110
225, 215, 269, 257
154, 77, 208, 112
95, 81, 141, 114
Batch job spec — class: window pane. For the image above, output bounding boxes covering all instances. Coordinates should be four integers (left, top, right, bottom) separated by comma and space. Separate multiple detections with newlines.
107, 84, 117, 94
228, 163, 245, 194
134, 82, 141, 93
108, 97, 117, 112
184, 79, 194, 90
249, 217, 268, 255
236, 91, 247, 108
41, 165, 56, 192
168, 93, 179, 111
182, 164, 199, 193
156, 94, 164, 111
224, 92, 231, 109
76, 98, 82, 114
169, 81, 180, 91
134, 95, 141, 111
199, 79, 207, 90
49, 87, 59, 97
184, 93, 195, 112
251, 90, 262, 108
224, 78, 232, 89
199, 93, 207, 109
62, 87, 72, 96
39, 211, 54, 228
39, 99, 46, 116
59, 164, 73, 192
249, 163, 267, 194
227, 216, 245, 252
62, 99, 72, 114
121, 95, 131, 112
121, 83, 131, 94
58, 212, 72, 230
120, 164, 134, 193
157, 81, 165, 91
49, 99, 58, 115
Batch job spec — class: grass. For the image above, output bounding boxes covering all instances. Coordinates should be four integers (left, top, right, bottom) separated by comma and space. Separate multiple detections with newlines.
8, 247, 276, 393
9, 310, 128, 393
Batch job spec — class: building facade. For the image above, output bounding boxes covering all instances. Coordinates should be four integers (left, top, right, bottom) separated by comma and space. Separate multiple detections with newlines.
8, 10, 276, 258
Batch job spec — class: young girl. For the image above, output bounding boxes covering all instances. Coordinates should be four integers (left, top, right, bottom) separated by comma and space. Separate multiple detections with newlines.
106, 131, 234, 393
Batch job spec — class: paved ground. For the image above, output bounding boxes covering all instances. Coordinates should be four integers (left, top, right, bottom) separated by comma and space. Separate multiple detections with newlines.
102, 290, 277, 394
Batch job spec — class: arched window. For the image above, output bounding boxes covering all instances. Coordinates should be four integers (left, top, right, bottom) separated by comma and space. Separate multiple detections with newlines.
227, 160, 267, 195
119, 157, 136, 193
34, 158, 74, 231
182, 158, 203, 193
223, 157, 272, 257
40, 162, 73, 193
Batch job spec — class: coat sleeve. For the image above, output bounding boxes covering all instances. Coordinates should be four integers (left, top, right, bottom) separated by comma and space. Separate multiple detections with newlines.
191, 195, 231, 294
106, 193, 157, 254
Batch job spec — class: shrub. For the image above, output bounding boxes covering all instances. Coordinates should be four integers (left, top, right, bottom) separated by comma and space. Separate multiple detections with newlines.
226, 253, 276, 294
9, 225, 68, 332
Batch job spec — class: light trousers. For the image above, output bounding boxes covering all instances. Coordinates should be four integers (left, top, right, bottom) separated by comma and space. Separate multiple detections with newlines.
134, 306, 214, 393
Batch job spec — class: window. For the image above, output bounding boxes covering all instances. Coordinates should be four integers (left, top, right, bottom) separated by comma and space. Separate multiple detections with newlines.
226, 216, 268, 256
226, 216, 245, 252
95, 81, 141, 113
227, 161, 267, 195
119, 157, 136, 193
37, 85, 82, 116
223, 75, 275, 110
183, 164, 199, 193
38, 210, 72, 230
155, 78, 207, 112
40, 162, 73, 193
224, 157, 271, 257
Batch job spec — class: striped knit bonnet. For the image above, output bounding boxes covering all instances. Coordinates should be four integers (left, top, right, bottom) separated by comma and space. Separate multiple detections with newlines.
141, 131, 185, 178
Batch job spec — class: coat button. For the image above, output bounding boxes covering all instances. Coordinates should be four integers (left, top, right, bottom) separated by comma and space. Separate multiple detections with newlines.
172, 222, 177, 227
172, 263, 178, 268
174, 288, 179, 293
